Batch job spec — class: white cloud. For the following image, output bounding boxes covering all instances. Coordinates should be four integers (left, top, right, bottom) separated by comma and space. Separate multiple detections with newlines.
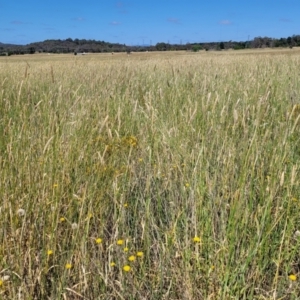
110, 21, 121, 26
219, 20, 232, 25
72, 17, 85, 22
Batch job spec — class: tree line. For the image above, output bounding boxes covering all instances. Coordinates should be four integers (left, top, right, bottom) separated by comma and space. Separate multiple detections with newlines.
1, 35, 300, 56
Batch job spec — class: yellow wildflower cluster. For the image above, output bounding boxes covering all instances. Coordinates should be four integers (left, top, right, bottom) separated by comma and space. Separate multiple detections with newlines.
114, 239, 144, 273
93, 134, 138, 151
123, 136, 138, 147
43, 236, 144, 276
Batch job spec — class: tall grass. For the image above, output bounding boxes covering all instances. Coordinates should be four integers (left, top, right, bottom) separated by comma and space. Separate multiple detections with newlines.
1, 50, 300, 299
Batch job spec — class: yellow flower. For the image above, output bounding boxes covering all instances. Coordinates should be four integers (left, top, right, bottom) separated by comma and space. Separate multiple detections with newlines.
60, 217, 65, 222
185, 183, 190, 188
136, 251, 143, 257
110, 262, 116, 267
124, 247, 129, 252
193, 236, 201, 243
117, 239, 124, 245
289, 274, 297, 281
0, 280, 3, 287
95, 238, 102, 244
124, 203, 128, 208
128, 255, 136, 262
65, 263, 72, 269
47, 250, 53, 256
53, 184, 58, 188
123, 265, 131, 272
127, 136, 137, 147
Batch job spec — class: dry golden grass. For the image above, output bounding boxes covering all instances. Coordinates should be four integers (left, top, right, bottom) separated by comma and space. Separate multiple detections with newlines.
0, 48, 300, 299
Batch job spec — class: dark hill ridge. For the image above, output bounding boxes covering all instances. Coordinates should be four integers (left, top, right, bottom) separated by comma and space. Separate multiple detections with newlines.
28, 39, 128, 53
1, 35, 300, 55
0, 42, 22, 47
0, 39, 128, 54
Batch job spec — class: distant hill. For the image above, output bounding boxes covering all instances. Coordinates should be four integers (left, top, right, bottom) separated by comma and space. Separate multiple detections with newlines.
1, 35, 300, 55
0, 42, 22, 48
27, 38, 128, 54
0, 39, 129, 55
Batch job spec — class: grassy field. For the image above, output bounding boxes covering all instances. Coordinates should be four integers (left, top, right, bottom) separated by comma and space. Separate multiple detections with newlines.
1, 49, 300, 299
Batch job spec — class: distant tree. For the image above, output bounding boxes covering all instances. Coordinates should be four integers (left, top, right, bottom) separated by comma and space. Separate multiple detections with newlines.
28, 47, 35, 54
192, 44, 202, 52
155, 42, 172, 51
252, 36, 274, 48
274, 38, 287, 47
234, 43, 246, 50
185, 43, 192, 51
219, 42, 225, 50
287, 36, 296, 48
202, 44, 210, 51
155, 43, 165, 51
252, 37, 263, 48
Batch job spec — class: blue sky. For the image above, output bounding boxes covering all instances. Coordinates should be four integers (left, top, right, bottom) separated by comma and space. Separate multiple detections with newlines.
0, 0, 299, 45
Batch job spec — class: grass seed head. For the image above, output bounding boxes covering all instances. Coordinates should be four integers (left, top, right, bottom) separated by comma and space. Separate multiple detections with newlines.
17, 209, 25, 217
71, 223, 78, 230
